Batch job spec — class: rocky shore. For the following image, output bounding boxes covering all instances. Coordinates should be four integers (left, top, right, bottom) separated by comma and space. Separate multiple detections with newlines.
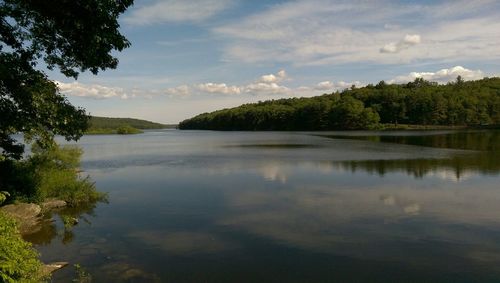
1, 199, 70, 275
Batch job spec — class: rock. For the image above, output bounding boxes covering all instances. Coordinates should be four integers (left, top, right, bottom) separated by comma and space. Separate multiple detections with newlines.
41, 199, 67, 211
0, 203, 42, 234
1, 203, 41, 218
100, 262, 161, 282
42, 262, 69, 275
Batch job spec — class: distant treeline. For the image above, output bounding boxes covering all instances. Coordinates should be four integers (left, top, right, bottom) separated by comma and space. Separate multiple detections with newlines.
89, 116, 166, 129
179, 77, 500, 130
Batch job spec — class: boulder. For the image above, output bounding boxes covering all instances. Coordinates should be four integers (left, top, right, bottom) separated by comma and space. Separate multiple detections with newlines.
41, 199, 67, 211
42, 262, 69, 275
0, 203, 42, 234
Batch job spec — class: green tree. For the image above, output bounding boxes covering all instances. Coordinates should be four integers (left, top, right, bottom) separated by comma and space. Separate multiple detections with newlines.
328, 96, 380, 129
1, 0, 133, 159
179, 77, 500, 131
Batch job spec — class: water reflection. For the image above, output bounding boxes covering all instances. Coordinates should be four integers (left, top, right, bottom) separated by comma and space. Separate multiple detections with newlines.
39, 130, 500, 282
196, 151, 498, 184
334, 153, 499, 180
318, 129, 500, 151
220, 177, 500, 265
25, 199, 106, 246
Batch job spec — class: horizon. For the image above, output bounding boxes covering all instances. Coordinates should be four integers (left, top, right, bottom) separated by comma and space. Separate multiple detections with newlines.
98, 75, 498, 125
49, 0, 500, 124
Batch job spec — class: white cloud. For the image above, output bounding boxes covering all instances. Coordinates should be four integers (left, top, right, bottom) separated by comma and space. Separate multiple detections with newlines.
246, 70, 290, 95
390, 66, 484, 84
197, 83, 241, 95
187, 70, 291, 96
315, 81, 334, 90
312, 80, 363, 91
56, 81, 128, 100
161, 70, 370, 98
214, 0, 500, 65
124, 0, 231, 25
258, 70, 287, 83
380, 34, 421, 53
403, 34, 421, 45
244, 82, 289, 95
165, 85, 191, 97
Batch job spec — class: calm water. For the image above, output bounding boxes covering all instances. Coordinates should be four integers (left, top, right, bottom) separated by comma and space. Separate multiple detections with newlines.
31, 130, 500, 282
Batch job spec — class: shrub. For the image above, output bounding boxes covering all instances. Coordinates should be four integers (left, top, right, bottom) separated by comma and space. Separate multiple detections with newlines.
0, 159, 39, 202
116, 125, 142, 134
0, 212, 47, 282
31, 145, 105, 206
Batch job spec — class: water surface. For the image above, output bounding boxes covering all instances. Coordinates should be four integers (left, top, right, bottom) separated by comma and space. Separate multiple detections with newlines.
32, 130, 500, 282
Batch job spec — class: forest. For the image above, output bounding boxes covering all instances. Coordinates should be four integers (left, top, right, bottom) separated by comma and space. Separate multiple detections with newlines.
86, 116, 167, 134
179, 77, 500, 130
89, 116, 166, 130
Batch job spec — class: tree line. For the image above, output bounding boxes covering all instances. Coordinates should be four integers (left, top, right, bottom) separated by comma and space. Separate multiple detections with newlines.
89, 116, 166, 130
178, 77, 500, 131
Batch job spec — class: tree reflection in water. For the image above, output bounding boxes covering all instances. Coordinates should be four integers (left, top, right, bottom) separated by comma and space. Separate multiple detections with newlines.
23, 198, 107, 246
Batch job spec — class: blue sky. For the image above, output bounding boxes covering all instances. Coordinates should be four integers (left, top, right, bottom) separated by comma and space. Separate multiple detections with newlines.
51, 0, 500, 123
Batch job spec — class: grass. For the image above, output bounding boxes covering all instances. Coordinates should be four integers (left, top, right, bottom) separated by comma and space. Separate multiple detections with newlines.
31, 145, 106, 206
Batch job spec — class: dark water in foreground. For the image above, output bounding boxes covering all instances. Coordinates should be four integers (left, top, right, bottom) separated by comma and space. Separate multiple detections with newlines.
32, 130, 500, 282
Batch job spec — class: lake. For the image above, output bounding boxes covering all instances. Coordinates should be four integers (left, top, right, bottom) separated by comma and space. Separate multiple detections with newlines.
32, 130, 500, 282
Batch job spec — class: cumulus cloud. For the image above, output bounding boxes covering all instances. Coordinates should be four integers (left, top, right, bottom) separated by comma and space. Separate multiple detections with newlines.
165, 85, 191, 97
380, 34, 421, 53
303, 80, 364, 93
244, 82, 289, 95
124, 0, 231, 25
246, 70, 289, 95
197, 83, 241, 95
258, 70, 287, 83
163, 70, 370, 98
315, 81, 335, 90
390, 66, 484, 84
184, 70, 291, 96
56, 81, 129, 100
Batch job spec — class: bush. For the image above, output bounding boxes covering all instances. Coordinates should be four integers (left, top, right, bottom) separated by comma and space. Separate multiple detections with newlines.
0, 159, 39, 202
1, 144, 105, 206
116, 125, 142, 135
0, 212, 46, 283
31, 145, 105, 206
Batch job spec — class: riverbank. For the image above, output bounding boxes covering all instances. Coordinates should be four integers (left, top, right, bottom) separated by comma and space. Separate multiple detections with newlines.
378, 124, 499, 131
0, 200, 72, 281
85, 126, 143, 135
0, 144, 105, 282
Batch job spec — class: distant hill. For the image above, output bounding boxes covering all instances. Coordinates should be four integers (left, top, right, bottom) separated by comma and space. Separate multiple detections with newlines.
87, 116, 171, 134
179, 77, 500, 131
89, 116, 166, 129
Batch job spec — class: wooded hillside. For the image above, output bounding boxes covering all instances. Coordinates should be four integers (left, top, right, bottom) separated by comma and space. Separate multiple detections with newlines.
179, 77, 500, 131
89, 116, 166, 130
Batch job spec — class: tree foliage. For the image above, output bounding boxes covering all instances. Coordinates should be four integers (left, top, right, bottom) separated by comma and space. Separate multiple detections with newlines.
1, 0, 133, 159
0, 212, 46, 283
89, 116, 165, 130
179, 77, 500, 131
0, 144, 105, 205
30, 144, 105, 206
